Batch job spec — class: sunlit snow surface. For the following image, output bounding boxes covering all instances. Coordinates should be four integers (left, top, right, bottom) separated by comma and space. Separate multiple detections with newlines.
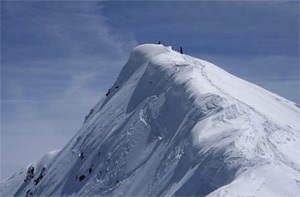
1, 44, 300, 196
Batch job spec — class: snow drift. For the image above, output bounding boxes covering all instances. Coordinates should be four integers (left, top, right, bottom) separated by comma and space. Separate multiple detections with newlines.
1, 44, 300, 196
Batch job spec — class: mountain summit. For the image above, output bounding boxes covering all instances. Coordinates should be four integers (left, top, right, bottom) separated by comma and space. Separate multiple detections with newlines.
1, 44, 300, 196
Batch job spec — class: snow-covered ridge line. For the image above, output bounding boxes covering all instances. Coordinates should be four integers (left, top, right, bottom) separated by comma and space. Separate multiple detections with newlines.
126, 44, 299, 129
1, 44, 299, 197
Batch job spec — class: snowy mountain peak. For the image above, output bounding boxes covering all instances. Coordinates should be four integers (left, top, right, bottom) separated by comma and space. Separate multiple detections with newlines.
1, 44, 300, 196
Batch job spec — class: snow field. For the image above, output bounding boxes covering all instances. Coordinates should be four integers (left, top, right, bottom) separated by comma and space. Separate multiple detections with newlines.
1, 44, 299, 196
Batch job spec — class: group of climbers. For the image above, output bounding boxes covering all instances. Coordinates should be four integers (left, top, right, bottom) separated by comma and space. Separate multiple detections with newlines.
158, 41, 183, 54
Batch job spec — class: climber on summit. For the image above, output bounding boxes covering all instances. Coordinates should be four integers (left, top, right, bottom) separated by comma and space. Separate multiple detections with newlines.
180, 46, 183, 54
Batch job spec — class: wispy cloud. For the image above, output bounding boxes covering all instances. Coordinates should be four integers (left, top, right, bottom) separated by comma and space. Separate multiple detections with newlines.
1, 1, 137, 179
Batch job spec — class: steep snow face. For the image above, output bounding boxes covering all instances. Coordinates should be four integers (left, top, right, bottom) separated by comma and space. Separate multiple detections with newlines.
1, 44, 300, 196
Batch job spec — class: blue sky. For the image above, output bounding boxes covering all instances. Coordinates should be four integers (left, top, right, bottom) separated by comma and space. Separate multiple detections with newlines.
1, 1, 299, 179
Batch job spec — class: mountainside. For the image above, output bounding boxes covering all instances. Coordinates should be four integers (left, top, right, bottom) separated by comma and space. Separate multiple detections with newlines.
1, 44, 300, 196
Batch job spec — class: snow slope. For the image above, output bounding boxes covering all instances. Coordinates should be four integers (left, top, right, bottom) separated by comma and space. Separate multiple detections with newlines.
1, 44, 300, 196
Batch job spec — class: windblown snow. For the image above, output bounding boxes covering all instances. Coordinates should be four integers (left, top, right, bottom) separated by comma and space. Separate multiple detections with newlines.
1, 44, 300, 197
